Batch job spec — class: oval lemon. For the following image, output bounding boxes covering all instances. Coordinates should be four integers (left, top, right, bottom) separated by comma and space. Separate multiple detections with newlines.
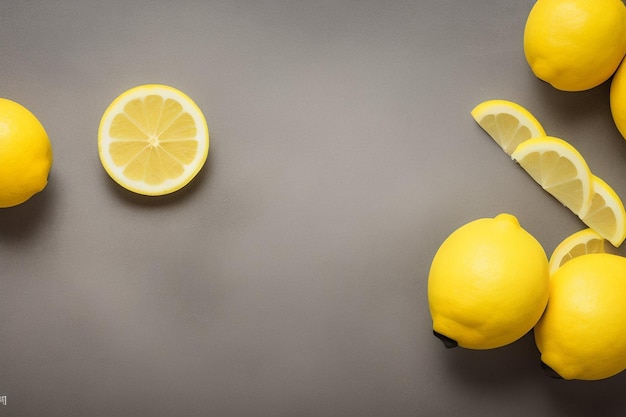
524, 0, 626, 91
428, 213, 549, 349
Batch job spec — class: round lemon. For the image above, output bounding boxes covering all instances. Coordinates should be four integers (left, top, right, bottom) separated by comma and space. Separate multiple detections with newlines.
0, 98, 53, 208
534, 253, 626, 380
523, 0, 626, 92
428, 213, 549, 350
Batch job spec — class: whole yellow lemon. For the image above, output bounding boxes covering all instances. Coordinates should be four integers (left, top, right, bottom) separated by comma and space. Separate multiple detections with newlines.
523, 0, 626, 92
428, 213, 549, 350
534, 253, 626, 380
610, 58, 626, 141
0, 98, 53, 208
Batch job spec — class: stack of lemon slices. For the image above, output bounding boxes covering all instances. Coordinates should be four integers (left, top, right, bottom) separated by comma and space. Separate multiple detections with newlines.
471, 99, 626, 248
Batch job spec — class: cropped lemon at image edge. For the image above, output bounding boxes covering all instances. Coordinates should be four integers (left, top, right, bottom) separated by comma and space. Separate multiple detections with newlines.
524, 0, 626, 92
97, 84, 210, 197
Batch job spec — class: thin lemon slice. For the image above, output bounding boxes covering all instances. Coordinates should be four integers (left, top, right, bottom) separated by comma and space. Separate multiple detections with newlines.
548, 228, 606, 276
98, 84, 209, 196
579, 175, 626, 247
471, 99, 546, 154
511, 136, 593, 216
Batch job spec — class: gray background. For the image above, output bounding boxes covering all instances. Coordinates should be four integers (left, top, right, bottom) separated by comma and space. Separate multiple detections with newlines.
2, 0, 626, 416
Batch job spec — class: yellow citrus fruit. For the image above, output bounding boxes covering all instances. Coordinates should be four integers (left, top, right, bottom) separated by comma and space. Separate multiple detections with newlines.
98, 84, 209, 196
548, 228, 606, 276
523, 0, 626, 91
428, 213, 549, 350
579, 175, 626, 247
534, 253, 626, 380
610, 57, 626, 141
471, 99, 546, 155
0, 98, 53, 208
511, 136, 593, 216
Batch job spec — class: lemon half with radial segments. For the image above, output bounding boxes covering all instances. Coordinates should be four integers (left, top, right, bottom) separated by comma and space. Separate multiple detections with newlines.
511, 136, 593, 216
471, 99, 546, 155
98, 84, 209, 196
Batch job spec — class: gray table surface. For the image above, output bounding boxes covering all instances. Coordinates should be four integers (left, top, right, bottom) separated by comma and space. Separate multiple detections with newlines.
2, 0, 626, 416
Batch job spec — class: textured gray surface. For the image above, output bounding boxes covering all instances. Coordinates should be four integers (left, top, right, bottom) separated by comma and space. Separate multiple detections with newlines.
2, 0, 626, 416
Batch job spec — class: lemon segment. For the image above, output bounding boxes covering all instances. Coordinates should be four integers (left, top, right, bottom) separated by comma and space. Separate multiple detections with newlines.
471, 99, 546, 154
98, 84, 209, 196
511, 136, 593, 216
548, 228, 606, 276
579, 175, 626, 247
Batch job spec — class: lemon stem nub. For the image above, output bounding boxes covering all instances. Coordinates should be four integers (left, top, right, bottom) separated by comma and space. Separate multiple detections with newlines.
541, 361, 563, 379
433, 330, 458, 348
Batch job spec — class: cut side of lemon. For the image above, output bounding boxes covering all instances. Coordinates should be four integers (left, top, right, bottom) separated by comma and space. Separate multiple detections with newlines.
98, 84, 209, 196
579, 175, 626, 247
548, 228, 606, 276
511, 136, 593, 216
471, 99, 546, 155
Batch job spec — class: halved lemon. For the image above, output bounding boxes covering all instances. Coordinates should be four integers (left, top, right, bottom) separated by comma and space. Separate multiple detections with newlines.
98, 84, 209, 196
548, 228, 606, 275
579, 175, 626, 247
471, 99, 546, 154
511, 136, 593, 216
